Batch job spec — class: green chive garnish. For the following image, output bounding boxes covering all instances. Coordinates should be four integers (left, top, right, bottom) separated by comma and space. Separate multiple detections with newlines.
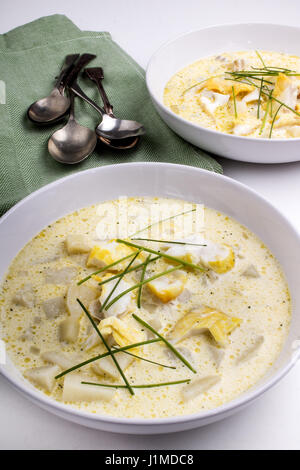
132, 314, 197, 374
269, 103, 283, 138
103, 264, 184, 311
225, 76, 300, 118
180, 74, 224, 96
226, 74, 273, 85
77, 252, 136, 285
81, 379, 191, 389
116, 239, 205, 272
257, 77, 263, 119
112, 345, 176, 369
76, 299, 134, 395
137, 254, 151, 308
259, 93, 272, 135
55, 338, 162, 379
180, 52, 300, 125
132, 238, 206, 246
101, 250, 141, 311
96, 255, 161, 287
255, 50, 266, 67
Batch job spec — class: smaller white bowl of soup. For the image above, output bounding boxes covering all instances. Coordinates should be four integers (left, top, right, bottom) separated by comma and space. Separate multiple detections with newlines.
0, 163, 300, 434
146, 23, 300, 163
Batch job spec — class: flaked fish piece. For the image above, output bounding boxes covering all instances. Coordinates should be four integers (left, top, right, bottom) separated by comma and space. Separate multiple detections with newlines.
88, 298, 103, 321
170, 306, 241, 346
199, 90, 230, 117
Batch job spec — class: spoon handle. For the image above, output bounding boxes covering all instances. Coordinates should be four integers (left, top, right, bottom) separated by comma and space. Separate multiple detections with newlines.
68, 90, 75, 121
85, 67, 114, 116
70, 81, 105, 117
54, 54, 80, 91
64, 53, 96, 87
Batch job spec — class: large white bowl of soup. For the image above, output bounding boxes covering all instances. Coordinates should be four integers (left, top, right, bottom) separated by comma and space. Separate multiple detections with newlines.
0, 163, 300, 434
146, 24, 300, 163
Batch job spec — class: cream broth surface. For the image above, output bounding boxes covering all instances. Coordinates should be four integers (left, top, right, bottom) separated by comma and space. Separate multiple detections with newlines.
164, 50, 300, 139
0, 197, 290, 418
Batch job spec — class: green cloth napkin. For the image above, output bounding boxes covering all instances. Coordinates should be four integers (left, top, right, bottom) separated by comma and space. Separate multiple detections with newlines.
0, 15, 222, 216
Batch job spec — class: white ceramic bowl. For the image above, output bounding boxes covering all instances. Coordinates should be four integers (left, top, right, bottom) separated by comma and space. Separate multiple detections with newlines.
1, 163, 300, 434
146, 23, 300, 164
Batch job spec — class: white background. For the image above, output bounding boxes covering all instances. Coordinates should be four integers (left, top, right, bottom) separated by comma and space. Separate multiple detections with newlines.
1, 0, 300, 450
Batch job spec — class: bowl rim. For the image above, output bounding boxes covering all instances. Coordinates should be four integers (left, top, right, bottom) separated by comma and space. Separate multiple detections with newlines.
1, 161, 299, 427
146, 22, 300, 144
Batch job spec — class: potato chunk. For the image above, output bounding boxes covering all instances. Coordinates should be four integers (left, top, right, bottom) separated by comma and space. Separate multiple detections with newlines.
63, 374, 114, 402
236, 335, 264, 364
182, 376, 220, 402
41, 350, 75, 369
65, 235, 91, 255
59, 317, 80, 343
24, 365, 60, 392
92, 352, 133, 379
45, 267, 77, 284
13, 285, 35, 308
66, 284, 100, 319
241, 264, 260, 278
42, 296, 65, 319
208, 345, 224, 368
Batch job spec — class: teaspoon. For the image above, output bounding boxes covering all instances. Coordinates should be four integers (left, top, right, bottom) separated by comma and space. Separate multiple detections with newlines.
28, 53, 96, 125
27, 54, 79, 124
70, 81, 145, 140
84, 67, 139, 150
48, 91, 97, 164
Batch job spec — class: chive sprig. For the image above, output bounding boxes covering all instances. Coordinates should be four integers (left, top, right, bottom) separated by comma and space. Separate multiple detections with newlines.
76, 299, 134, 395
132, 314, 196, 374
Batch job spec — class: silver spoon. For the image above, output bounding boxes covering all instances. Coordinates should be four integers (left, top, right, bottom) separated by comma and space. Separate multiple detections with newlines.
70, 81, 145, 140
28, 53, 96, 124
48, 90, 97, 164
84, 67, 140, 150
27, 54, 79, 124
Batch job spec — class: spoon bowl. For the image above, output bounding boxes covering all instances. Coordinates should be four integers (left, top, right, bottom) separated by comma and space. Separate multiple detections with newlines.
48, 92, 97, 164
85, 67, 140, 150
97, 135, 139, 149
27, 53, 96, 125
70, 81, 145, 140
28, 88, 70, 124
95, 113, 145, 140
27, 54, 79, 124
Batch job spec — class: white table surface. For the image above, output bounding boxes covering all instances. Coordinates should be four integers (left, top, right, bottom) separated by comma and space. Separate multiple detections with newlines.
1, 0, 300, 450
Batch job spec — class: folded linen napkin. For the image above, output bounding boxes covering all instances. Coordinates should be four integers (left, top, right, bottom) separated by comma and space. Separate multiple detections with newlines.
0, 15, 222, 215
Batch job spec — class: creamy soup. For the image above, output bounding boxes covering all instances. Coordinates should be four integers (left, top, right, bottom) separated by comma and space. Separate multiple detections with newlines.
0, 197, 290, 418
164, 50, 300, 139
